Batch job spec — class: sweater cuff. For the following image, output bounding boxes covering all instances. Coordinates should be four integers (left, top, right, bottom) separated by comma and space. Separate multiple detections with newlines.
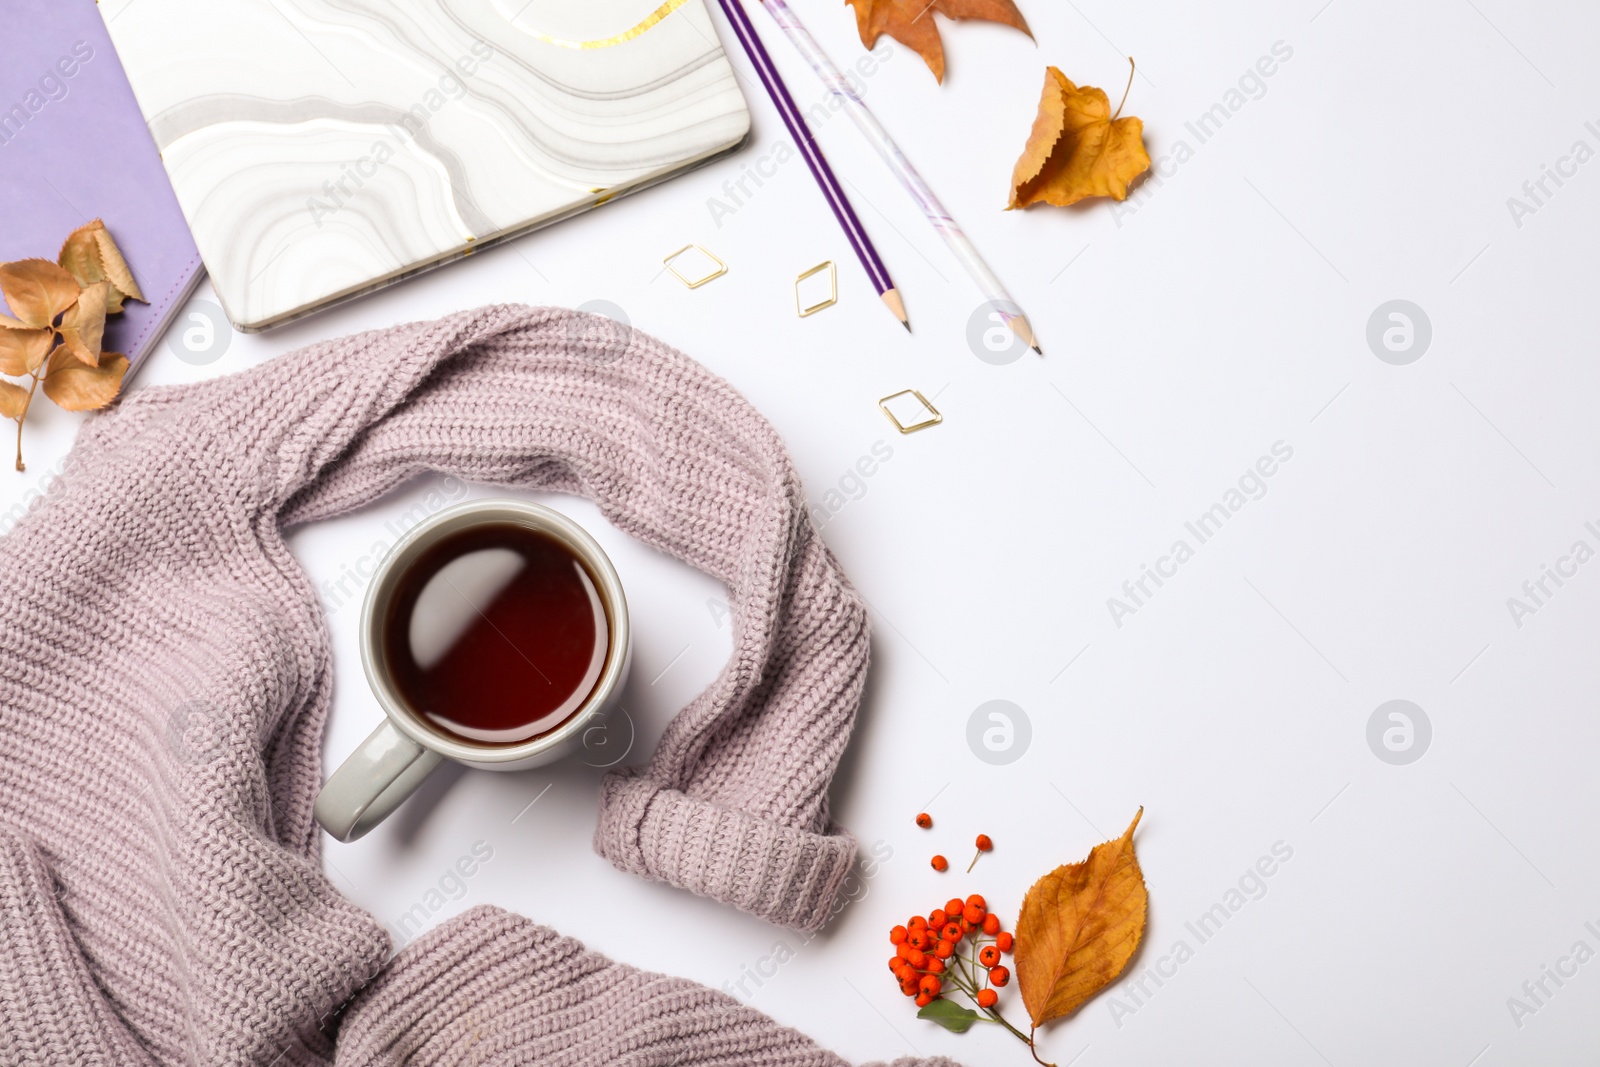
594, 772, 857, 932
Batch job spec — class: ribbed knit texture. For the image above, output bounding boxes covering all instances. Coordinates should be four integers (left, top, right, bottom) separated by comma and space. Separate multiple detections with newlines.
0, 306, 946, 1066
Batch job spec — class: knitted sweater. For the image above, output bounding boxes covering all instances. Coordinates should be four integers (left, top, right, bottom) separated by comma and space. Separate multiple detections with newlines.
0, 306, 953, 1066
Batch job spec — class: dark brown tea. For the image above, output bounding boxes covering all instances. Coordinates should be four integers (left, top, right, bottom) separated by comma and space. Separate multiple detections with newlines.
382, 522, 610, 746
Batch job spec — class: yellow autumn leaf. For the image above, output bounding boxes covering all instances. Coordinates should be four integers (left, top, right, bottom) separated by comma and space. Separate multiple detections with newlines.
42, 347, 127, 412
845, 0, 1031, 84
1009, 64, 1150, 209
58, 280, 111, 367
0, 259, 81, 330
1014, 808, 1148, 1028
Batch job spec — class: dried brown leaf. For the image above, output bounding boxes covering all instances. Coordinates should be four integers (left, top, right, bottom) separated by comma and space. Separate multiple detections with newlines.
845, 0, 1031, 83
0, 328, 56, 376
57, 224, 103, 291
0, 259, 81, 329
1014, 808, 1148, 1028
43, 347, 126, 412
58, 281, 110, 366
0, 380, 29, 419
58, 219, 144, 311
1009, 66, 1150, 209
91, 223, 144, 304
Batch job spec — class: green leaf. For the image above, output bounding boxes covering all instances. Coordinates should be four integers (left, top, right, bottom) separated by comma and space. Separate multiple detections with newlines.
917, 998, 981, 1033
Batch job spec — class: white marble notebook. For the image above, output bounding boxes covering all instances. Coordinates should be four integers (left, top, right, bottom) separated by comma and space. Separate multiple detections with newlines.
99, 0, 751, 331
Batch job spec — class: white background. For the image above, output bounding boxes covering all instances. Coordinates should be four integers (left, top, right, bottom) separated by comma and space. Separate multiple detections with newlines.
9, 1, 1600, 1063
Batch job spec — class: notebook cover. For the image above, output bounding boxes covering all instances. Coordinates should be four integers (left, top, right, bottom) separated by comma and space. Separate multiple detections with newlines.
98, 0, 751, 333
0, 0, 204, 371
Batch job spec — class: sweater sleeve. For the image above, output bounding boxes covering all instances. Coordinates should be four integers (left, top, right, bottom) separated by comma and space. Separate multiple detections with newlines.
336, 905, 959, 1067
202, 306, 871, 931
0, 824, 153, 1067
592, 525, 870, 932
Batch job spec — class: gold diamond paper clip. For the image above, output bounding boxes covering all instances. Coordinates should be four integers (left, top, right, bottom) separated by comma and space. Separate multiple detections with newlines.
795, 261, 837, 317
878, 389, 942, 434
663, 244, 727, 289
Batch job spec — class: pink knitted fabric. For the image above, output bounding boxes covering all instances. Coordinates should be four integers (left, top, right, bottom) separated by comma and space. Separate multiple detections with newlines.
0, 306, 945, 1066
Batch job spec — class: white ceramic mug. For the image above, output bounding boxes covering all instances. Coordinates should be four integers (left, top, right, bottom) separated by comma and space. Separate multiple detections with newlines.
314, 499, 631, 842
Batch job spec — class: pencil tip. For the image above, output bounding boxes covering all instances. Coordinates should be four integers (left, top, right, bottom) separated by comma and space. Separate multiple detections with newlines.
1032, 344, 1043, 355
880, 289, 910, 330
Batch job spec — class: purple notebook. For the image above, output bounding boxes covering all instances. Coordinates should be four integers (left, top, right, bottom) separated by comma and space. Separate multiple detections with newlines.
0, 0, 202, 371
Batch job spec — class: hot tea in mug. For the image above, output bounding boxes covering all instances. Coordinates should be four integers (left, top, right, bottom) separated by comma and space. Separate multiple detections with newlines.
382, 523, 611, 746
314, 500, 631, 842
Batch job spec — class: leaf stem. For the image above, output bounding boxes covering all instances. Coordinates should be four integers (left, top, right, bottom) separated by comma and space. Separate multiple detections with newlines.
1028, 1026, 1056, 1067
941, 936, 1052, 1064
13, 361, 42, 472
1111, 56, 1136, 121
990, 1007, 1038, 1049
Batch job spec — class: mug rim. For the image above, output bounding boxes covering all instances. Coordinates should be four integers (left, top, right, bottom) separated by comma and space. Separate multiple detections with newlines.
358, 498, 631, 765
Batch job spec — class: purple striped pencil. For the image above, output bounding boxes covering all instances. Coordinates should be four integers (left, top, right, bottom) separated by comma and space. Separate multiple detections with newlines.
713, 0, 908, 329
759, 0, 1041, 354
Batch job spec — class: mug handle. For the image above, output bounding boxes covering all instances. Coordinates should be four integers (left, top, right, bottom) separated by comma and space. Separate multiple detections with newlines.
314, 720, 443, 842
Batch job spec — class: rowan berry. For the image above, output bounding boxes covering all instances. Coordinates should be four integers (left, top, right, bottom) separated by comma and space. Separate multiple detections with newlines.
928, 908, 947, 928
982, 913, 1001, 936
966, 894, 987, 910
907, 949, 928, 970
975, 833, 993, 852
901, 977, 920, 997
909, 928, 931, 951
926, 956, 945, 974
996, 931, 1014, 953
940, 921, 963, 943
934, 940, 955, 959
916, 812, 933, 829
989, 965, 1010, 987
890, 925, 908, 945
914, 991, 934, 1007
963, 903, 986, 925
908, 915, 928, 930
979, 944, 1001, 967
889, 957, 903, 974
931, 855, 949, 872
977, 988, 999, 1009
897, 942, 914, 961
919, 975, 942, 996
945, 897, 965, 917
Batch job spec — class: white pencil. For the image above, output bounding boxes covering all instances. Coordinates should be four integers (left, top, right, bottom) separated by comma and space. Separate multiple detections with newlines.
757, 0, 1041, 354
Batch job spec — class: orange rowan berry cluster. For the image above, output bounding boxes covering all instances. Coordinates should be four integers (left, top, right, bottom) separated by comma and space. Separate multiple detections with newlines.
887, 894, 1015, 1010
